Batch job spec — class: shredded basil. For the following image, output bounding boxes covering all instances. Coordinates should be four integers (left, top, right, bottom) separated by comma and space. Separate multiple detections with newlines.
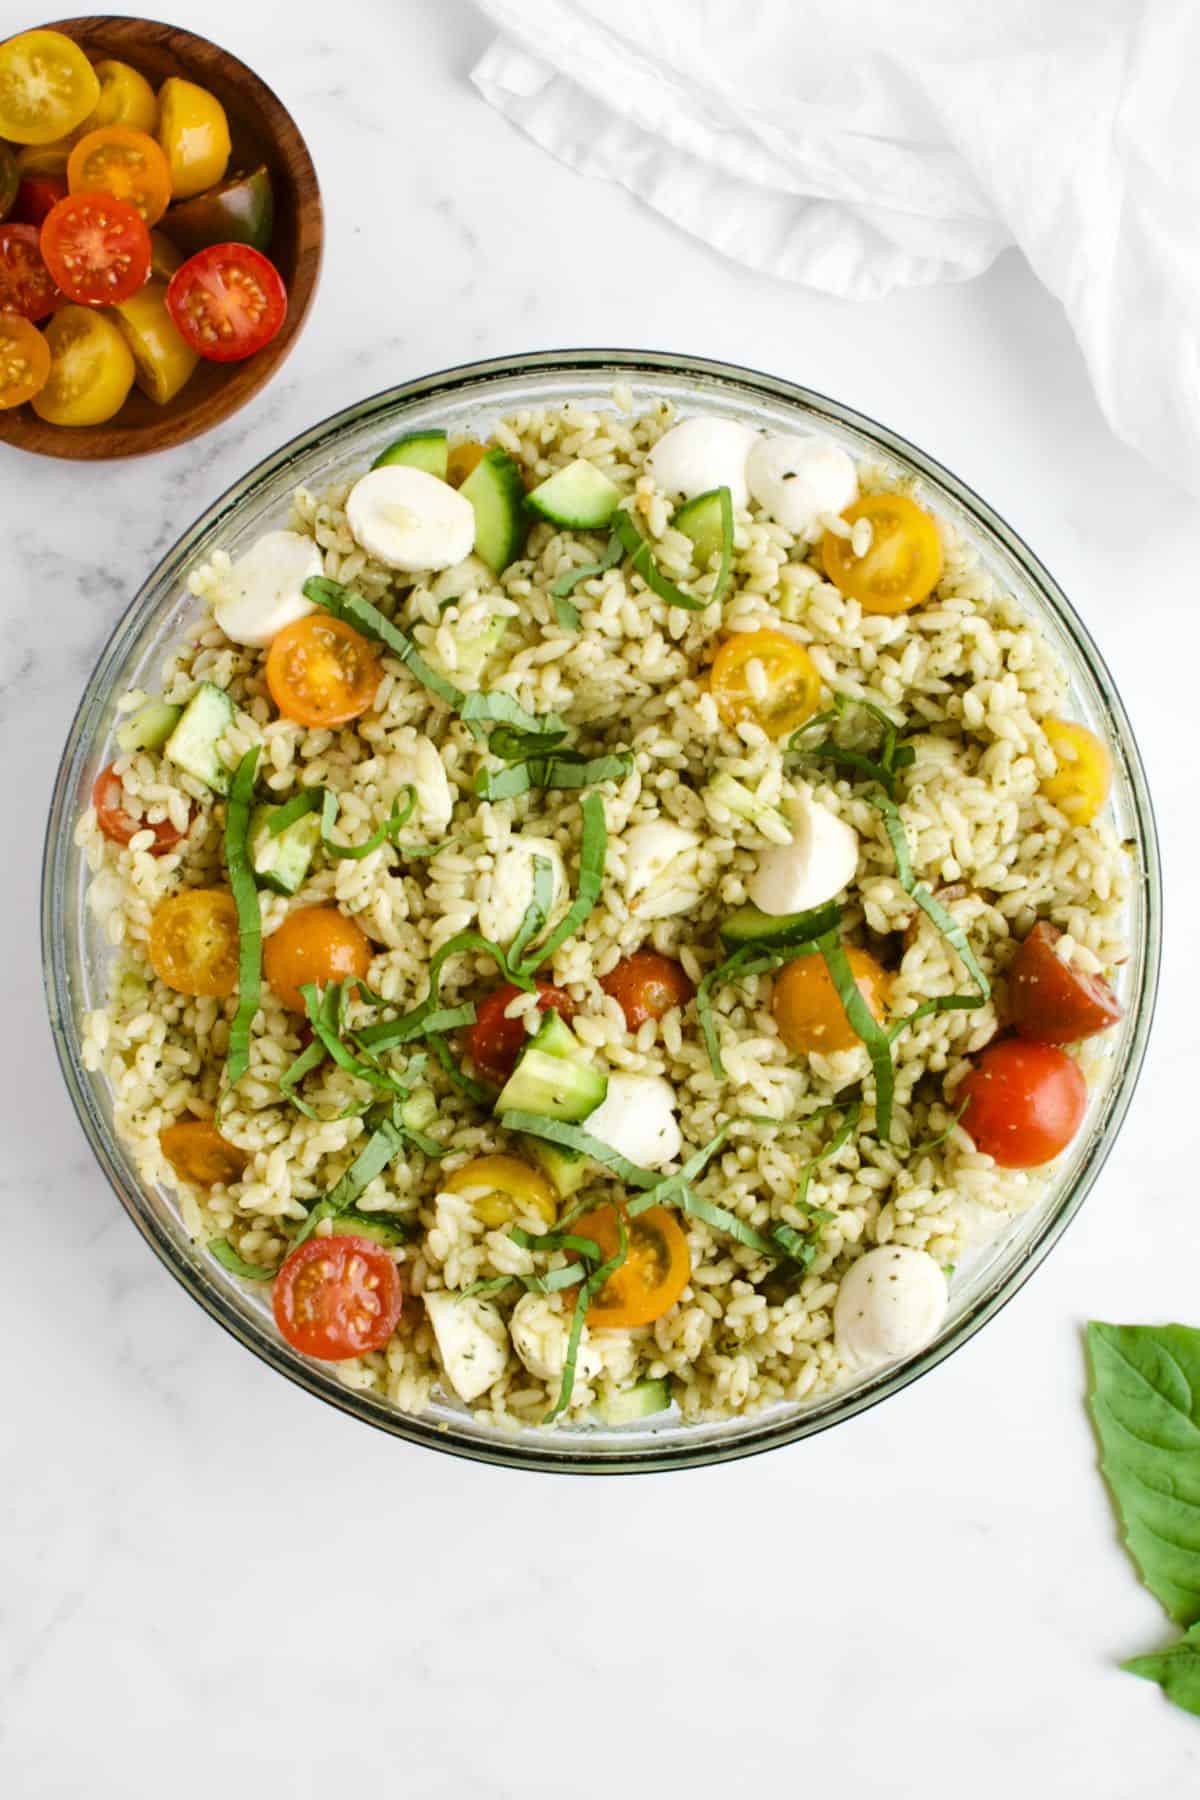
306, 575, 465, 710
459, 691, 560, 735
320, 786, 416, 860
516, 790, 607, 977
815, 930, 897, 1140
546, 1211, 628, 1423
291, 1104, 412, 1249
614, 509, 718, 612
499, 1109, 659, 1189
508, 854, 555, 969
223, 747, 263, 1094
266, 788, 324, 836
300, 984, 412, 1098
695, 942, 821, 1080
476, 749, 632, 802
554, 596, 581, 631
550, 531, 624, 599
208, 1237, 277, 1281
794, 1100, 861, 1215
488, 723, 571, 763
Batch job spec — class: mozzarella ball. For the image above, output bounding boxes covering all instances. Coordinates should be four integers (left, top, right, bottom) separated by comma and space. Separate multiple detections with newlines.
747, 787, 859, 915
585, 1072, 682, 1169
386, 730, 454, 833
510, 1293, 602, 1385
478, 835, 567, 946
213, 529, 322, 647
833, 1246, 948, 1371
645, 416, 757, 509
346, 465, 476, 572
424, 1292, 509, 1402
746, 434, 858, 539
623, 820, 700, 919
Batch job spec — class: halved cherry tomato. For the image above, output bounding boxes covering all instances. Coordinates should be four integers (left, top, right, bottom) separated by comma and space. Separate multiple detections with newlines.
959, 1038, 1087, 1168
772, 946, 891, 1055
446, 439, 488, 487
0, 222, 59, 320
92, 762, 190, 853
443, 1154, 557, 1229
710, 628, 822, 739
166, 242, 286, 362
466, 981, 578, 1085
68, 125, 172, 226
1007, 919, 1121, 1045
263, 905, 373, 1013
602, 951, 694, 1029
157, 77, 231, 200
0, 311, 50, 408
32, 304, 135, 426
571, 1204, 691, 1329
1040, 717, 1111, 826
40, 192, 150, 305
0, 30, 99, 146
11, 173, 66, 228
0, 142, 17, 222
113, 279, 199, 404
273, 1235, 402, 1361
822, 493, 944, 615
265, 614, 380, 729
160, 1119, 248, 1187
148, 889, 239, 997
81, 60, 158, 136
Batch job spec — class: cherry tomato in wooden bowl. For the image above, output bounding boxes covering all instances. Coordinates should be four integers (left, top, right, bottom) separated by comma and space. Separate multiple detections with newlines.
67, 124, 172, 226
959, 1038, 1087, 1168
0, 221, 60, 319
166, 242, 286, 364
602, 951, 694, 1030
92, 761, 190, 852
0, 312, 51, 410
0, 29, 99, 145
10, 173, 67, 228
273, 1235, 403, 1360
466, 981, 578, 1085
1007, 919, 1122, 1045
40, 191, 151, 306
571, 1204, 691, 1329
263, 905, 373, 1014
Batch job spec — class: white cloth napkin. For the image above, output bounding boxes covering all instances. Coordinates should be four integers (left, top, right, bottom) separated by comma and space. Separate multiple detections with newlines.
471, 0, 1200, 495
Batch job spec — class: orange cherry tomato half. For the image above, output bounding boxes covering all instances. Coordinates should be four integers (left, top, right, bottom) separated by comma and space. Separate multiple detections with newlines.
710, 628, 822, 739
465, 981, 578, 1085
0, 310, 50, 407
92, 762, 190, 853
273, 1235, 403, 1360
822, 493, 944, 615
1040, 717, 1112, 826
165, 241, 286, 363
263, 905, 373, 1014
446, 438, 488, 487
68, 125, 172, 226
39, 191, 150, 306
159, 1119, 248, 1187
0, 220, 60, 319
772, 946, 891, 1055
265, 614, 381, 729
10, 172, 66, 227
572, 1203, 691, 1329
1007, 919, 1121, 1046
959, 1037, 1087, 1168
147, 888, 239, 997
602, 951, 694, 1029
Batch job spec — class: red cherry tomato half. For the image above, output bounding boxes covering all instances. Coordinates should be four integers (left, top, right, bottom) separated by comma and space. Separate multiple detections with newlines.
601, 950, 695, 1030
39, 191, 150, 305
11, 173, 67, 228
0, 220, 60, 318
165, 241, 286, 363
1007, 919, 1122, 1045
466, 980, 578, 1085
959, 1038, 1087, 1168
92, 763, 190, 854
273, 1234, 403, 1361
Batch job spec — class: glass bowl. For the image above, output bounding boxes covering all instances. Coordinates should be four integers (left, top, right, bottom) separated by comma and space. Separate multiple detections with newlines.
42, 351, 1161, 1473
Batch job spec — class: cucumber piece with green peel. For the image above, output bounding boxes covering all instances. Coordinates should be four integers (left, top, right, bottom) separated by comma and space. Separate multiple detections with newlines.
674, 488, 727, 568
164, 682, 235, 794
593, 1379, 671, 1425
718, 900, 843, 952
527, 459, 623, 530
334, 1211, 410, 1247
461, 446, 528, 573
249, 803, 321, 896
527, 1137, 588, 1199
372, 428, 449, 479
528, 1009, 582, 1060
495, 1049, 606, 1123
116, 699, 182, 754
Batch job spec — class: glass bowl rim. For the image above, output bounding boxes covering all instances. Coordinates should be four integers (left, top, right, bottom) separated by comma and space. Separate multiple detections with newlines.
41, 348, 1163, 1474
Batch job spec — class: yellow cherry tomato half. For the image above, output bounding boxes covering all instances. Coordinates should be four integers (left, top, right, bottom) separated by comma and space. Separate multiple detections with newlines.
0, 312, 51, 409
160, 1119, 248, 1187
157, 76, 231, 200
68, 125, 173, 226
0, 30, 99, 145
572, 1203, 691, 1330
263, 906, 374, 1014
443, 1155, 557, 1229
266, 614, 381, 729
772, 946, 891, 1056
710, 628, 822, 739
822, 493, 944, 615
1040, 717, 1112, 826
31, 304, 135, 427
148, 889, 240, 998
446, 438, 489, 488
82, 59, 158, 135
114, 279, 199, 404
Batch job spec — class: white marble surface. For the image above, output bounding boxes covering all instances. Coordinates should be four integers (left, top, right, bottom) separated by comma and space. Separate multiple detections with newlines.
2, 2, 1198, 1793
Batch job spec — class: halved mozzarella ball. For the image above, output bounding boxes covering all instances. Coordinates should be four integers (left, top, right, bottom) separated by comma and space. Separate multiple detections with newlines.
213, 529, 323, 648
478, 835, 567, 946
346, 466, 476, 572
646, 417, 757, 509
833, 1246, 947, 1371
747, 787, 858, 915
746, 434, 858, 540
585, 1072, 682, 1169
424, 1291, 509, 1402
510, 1292, 602, 1384
624, 820, 699, 919
386, 730, 454, 833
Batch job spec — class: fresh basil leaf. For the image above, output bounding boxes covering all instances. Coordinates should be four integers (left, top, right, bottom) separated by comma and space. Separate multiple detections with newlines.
1123, 1623, 1200, 1718
291, 1109, 410, 1249
266, 788, 324, 835
614, 509, 714, 611
516, 789, 607, 976
222, 747, 262, 1094
554, 596, 581, 631
320, 785, 416, 860
306, 576, 464, 710
546, 1211, 628, 1423
817, 930, 896, 1141
500, 1108, 659, 1190
550, 530, 624, 599
208, 1237, 277, 1281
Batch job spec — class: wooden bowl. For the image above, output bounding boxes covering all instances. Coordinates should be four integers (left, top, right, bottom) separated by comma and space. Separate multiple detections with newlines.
0, 15, 322, 460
